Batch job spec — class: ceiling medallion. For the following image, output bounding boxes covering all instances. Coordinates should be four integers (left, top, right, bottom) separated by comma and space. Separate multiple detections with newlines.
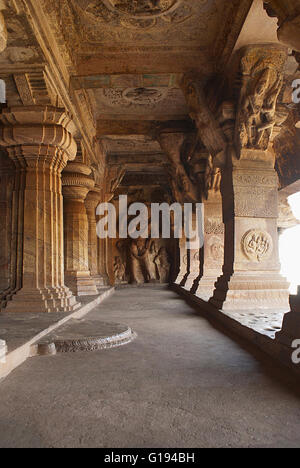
101, 87, 168, 107
102, 0, 180, 18
73, 0, 194, 32
122, 87, 168, 105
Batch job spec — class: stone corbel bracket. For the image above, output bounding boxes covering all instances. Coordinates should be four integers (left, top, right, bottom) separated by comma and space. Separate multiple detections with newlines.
264, 0, 300, 51
62, 161, 95, 200
0, 0, 7, 53
181, 74, 231, 168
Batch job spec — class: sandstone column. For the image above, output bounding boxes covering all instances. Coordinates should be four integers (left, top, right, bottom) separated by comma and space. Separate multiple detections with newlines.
184, 211, 202, 292
62, 161, 98, 296
210, 46, 290, 311
0, 151, 14, 308
85, 186, 107, 289
174, 235, 188, 286
276, 288, 300, 348
158, 133, 200, 289
97, 236, 110, 287
196, 190, 224, 301
0, 105, 79, 313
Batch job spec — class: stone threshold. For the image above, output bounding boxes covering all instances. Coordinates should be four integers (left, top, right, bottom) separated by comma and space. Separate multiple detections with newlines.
173, 285, 300, 377
0, 287, 115, 381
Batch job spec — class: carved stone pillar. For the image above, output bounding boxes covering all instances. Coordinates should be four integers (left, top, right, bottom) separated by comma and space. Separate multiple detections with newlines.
85, 187, 106, 289
264, 1, 300, 51
98, 236, 110, 287
196, 191, 224, 301
276, 287, 300, 347
0, 105, 79, 313
62, 162, 98, 296
159, 133, 200, 288
174, 236, 188, 286
210, 46, 290, 311
184, 212, 201, 292
0, 152, 14, 308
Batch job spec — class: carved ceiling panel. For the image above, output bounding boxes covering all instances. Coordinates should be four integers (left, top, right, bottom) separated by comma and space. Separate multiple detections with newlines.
90, 87, 188, 120
50, 0, 227, 54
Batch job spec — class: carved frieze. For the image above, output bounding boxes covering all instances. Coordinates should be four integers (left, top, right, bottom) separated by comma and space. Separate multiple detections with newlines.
205, 219, 224, 235
234, 186, 278, 218
242, 229, 273, 263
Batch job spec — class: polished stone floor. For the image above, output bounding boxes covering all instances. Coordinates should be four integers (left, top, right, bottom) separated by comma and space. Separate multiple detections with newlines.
0, 287, 300, 448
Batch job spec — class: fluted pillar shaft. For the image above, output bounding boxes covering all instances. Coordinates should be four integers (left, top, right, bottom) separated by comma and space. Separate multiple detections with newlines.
0, 105, 79, 313
85, 188, 108, 288
62, 162, 98, 296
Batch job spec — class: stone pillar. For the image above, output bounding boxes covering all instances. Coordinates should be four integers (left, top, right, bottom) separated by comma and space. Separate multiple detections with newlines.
264, 1, 300, 51
174, 235, 188, 286
97, 237, 110, 287
184, 212, 201, 292
210, 46, 290, 311
196, 191, 224, 301
211, 149, 289, 311
276, 288, 300, 347
62, 162, 98, 296
0, 152, 14, 308
0, 105, 79, 313
85, 187, 106, 289
0, 339, 6, 363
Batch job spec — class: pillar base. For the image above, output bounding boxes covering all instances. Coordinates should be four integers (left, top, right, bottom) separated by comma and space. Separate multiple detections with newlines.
93, 274, 110, 289
184, 273, 199, 292
276, 293, 300, 347
3, 287, 80, 314
65, 271, 99, 296
195, 272, 222, 301
210, 272, 290, 311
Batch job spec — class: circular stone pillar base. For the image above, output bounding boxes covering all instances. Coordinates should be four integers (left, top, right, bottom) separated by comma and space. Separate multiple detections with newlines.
34, 320, 136, 355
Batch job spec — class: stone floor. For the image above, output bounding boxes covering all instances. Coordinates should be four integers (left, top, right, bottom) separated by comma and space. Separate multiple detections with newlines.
0, 287, 300, 448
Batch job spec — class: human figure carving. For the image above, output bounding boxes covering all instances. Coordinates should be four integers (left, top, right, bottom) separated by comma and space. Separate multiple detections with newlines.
155, 247, 170, 283
238, 69, 283, 151
129, 238, 158, 284
114, 256, 126, 283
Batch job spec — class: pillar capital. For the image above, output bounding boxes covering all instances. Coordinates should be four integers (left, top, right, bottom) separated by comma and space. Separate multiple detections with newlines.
62, 162, 95, 202
0, 106, 77, 167
85, 187, 102, 211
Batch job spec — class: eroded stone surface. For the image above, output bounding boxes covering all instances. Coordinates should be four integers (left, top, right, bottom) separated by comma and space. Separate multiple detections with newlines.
35, 319, 136, 354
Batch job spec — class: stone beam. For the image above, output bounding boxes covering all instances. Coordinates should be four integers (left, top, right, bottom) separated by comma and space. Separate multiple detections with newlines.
97, 120, 194, 138
76, 50, 213, 76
